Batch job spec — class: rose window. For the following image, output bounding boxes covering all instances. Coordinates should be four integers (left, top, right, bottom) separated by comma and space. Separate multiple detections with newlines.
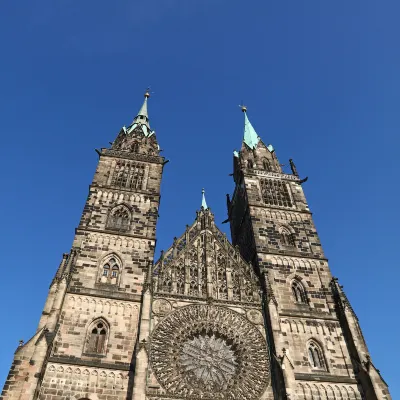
150, 304, 269, 399
180, 334, 237, 390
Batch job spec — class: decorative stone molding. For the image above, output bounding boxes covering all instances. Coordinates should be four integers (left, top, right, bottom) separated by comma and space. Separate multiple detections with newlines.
102, 148, 164, 164
150, 304, 270, 399
152, 299, 172, 316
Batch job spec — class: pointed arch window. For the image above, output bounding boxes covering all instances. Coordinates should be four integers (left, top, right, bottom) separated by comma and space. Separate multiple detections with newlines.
189, 265, 199, 296
231, 270, 241, 301
280, 227, 295, 247
107, 206, 130, 231
291, 280, 307, 304
112, 161, 145, 190
100, 257, 120, 285
308, 341, 326, 370
262, 158, 271, 171
260, 179, 293, 208
86, 320, 109, 355
131, 142, 139, 153
247, 160, 254, 169
176, 263, 185, 295
216, 256, 228, 300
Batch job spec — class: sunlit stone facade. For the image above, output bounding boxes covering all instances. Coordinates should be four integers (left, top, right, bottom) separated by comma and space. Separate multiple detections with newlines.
1, 95, 391, 400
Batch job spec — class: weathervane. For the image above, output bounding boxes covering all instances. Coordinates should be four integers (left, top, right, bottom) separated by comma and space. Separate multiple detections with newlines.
144, 86, 153, 98
239, 101, 247, 112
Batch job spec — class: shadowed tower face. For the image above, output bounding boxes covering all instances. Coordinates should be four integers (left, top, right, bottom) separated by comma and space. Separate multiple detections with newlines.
1, 98, 391, 400
227, 106, 391, 399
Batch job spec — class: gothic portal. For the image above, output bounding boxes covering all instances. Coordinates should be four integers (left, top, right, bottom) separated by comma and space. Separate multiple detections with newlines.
1, 94, 391, 400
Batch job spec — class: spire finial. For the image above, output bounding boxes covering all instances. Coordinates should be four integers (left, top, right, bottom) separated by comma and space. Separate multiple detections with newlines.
144, 87, 150, 98
201, 188, 208, 210
239, 102, 247, 113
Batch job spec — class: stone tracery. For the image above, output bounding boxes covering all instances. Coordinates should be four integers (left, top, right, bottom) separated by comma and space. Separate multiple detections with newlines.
154, 212, 260, 303
150, 304, 269, 399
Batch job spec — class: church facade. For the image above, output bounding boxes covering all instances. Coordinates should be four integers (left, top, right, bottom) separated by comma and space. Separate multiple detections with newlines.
1, 93, 391, 400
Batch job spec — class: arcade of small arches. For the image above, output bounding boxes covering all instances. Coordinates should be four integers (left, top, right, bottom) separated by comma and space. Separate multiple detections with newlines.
296, 383, 361, 399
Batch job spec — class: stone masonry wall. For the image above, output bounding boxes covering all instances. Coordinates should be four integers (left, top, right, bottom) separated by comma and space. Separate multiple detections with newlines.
70, 230, 151, 294
38, 363, 130, 400
50, 293, 140, 365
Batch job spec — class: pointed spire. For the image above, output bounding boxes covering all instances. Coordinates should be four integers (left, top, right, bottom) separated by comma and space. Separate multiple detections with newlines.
241, 105, 260, 150
132, 89, 150, 128
201, 188, 208, 209
125, 89, 155, 137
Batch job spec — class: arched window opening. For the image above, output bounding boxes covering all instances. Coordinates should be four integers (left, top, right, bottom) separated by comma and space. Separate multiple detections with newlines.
280, 227, 295, 247
107, 206, 130, 231
217, 256, 228, 300
115, 169, 128, 188
103, 264, 110, 277
247, 160, 253, 169
131, 142, 139, 153
86, 320, 108, 355
111, 265, 119, 284
100, 257, 120, 285
308, 342, 326, 370
189, 266, 199, 296
176, 264, 185, 295
231, 270, 241, 301
260, 179, 293, 208
160, 267, 172, 293
112, 161, 145, 190
262, 159, 271, 171
292, 280, 307, 304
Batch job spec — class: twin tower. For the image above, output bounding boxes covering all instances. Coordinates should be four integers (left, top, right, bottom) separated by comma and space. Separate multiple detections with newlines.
2, 93, 391, 400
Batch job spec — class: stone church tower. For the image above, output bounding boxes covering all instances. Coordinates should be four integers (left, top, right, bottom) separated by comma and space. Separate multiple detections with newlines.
1, 95, 391, 400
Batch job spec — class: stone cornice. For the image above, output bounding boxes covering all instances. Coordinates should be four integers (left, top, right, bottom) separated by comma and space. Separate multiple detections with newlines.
68, 286, 142, 303
279, 309, 339, 321
48, 356, 131, 371
102, 148, 165, 164
75, 227, 156, 243
245, 169, 300, 182
152, 293, 261, 308
294, 373, 357, 384
90, 183, 161, 199
258, 250, 328, 262
248, 202, 312, 215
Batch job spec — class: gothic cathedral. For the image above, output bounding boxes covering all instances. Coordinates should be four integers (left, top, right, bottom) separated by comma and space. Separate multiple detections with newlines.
1, 93, 391, 400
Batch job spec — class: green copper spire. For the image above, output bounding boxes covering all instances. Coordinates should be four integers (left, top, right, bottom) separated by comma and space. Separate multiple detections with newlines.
137, 96, 148, 119
132, 90, 150, 127
201, 188, 208, 209
242, 105, 260, 149
126, 90, 154, 137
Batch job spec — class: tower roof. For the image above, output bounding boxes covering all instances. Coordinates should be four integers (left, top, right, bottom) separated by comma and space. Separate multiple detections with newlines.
126, 90, 154, 137
242, 107, 260, 150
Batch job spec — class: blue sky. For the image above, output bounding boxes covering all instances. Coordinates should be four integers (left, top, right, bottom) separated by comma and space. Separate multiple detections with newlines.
1, 0, 399, 396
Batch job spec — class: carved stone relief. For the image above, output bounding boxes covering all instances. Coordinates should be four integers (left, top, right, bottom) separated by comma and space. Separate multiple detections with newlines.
246, 309, 264, 325
150, 304, 270, 399
152, 299, 172, 315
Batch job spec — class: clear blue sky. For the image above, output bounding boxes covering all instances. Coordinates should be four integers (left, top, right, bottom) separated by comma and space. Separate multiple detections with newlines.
1, 0, 398, 396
